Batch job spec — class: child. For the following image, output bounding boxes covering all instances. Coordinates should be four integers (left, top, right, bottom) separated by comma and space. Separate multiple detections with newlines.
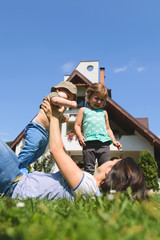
74, 83, 122, 175
18, 81, 77, 175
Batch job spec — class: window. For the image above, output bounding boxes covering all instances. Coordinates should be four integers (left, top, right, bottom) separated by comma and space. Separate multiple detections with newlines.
87, 65, 94, 71
77, 96, 86, 108
67, 122, 75, 134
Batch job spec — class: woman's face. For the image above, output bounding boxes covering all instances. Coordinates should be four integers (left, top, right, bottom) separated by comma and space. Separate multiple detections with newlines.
98, 159, 122, 175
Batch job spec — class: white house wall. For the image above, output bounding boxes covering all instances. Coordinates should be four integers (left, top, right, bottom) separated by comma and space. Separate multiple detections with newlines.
76, 61, 99, 83
64, 62, 99, 83
61, 113, 82, 153
64, 75, 70, 81
110, 130, 154, 155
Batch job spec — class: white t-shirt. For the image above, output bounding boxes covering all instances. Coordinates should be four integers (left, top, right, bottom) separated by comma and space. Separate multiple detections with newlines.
12, 171, 101, 200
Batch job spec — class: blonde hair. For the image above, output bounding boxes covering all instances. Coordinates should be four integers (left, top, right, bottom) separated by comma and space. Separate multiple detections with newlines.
85, 83, 108, 105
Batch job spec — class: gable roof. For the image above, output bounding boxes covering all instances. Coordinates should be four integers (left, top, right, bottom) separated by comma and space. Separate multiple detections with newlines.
66, 70, 92, 86
136, 118, 149, 129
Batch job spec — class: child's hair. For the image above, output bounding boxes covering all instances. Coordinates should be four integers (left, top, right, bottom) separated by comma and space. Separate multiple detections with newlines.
100, 157, 148, 200
85, 83, 108, 105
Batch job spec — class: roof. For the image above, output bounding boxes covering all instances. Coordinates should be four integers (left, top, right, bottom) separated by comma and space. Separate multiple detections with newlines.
10, 129, 25, 151
66, 70, 92, 86
136, 118, 149, 129
105, 97, 160, 152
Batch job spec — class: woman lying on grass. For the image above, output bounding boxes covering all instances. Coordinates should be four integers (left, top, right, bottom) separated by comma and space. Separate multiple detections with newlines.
0, 99, 147, 200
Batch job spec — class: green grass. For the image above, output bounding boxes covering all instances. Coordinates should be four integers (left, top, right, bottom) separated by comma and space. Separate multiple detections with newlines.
0, 192, 160, 240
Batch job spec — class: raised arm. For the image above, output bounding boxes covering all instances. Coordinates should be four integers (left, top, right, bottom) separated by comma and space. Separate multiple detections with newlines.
41, 100, 83, 189
74, 107, 86, 147
51, 96, 77, 109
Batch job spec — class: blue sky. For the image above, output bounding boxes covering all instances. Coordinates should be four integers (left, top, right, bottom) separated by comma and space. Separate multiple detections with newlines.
0, 0, 160, 142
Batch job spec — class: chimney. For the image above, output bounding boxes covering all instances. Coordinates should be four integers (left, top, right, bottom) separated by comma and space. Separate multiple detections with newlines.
100, 67, 105, 85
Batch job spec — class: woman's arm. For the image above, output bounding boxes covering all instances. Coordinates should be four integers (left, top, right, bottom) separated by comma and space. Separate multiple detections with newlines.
41, 100, 83, 189
74, 107, 86, 147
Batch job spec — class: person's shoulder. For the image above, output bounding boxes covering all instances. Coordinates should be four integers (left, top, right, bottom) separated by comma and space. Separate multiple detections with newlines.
102, 109, 107, 114
78, 107, 85, 113
103, 110, 108, 118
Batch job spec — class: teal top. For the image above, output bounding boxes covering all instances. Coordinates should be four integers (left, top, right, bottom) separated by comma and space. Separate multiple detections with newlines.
82, 107, 113, 144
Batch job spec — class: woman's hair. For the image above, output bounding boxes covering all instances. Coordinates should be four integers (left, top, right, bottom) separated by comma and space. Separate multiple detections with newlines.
85, 83, 108, 105
100, 157, 148, 200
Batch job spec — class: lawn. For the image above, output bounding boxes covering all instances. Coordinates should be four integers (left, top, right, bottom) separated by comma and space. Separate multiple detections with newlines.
0, 191, 160, 240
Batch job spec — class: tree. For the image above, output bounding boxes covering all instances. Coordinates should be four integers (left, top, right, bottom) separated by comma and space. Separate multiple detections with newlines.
31, 156, 54, 173
138, 151, 159, 191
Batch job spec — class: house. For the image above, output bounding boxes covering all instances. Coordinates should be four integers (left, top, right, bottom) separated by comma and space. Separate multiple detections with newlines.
10, 60, 160, 175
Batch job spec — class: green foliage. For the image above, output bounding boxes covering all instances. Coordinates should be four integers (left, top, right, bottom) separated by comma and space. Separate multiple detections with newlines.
32, 156, 53, 173
0, 194, 160, 240
138, 151, 159, 191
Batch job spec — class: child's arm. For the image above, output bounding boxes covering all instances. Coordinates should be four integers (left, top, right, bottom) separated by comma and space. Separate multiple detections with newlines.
104, 110, 122, 150
50, 96, 77, 109
74, 107, 86, 147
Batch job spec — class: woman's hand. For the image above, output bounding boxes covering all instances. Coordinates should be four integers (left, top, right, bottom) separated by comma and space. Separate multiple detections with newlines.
41, 97, 64, 120
97, 159, 122, 175
41, 98, 52, 120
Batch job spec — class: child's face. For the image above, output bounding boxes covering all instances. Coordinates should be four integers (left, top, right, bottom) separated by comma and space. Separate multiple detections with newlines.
57, 88, 75, 101
89, 93, 106, 110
